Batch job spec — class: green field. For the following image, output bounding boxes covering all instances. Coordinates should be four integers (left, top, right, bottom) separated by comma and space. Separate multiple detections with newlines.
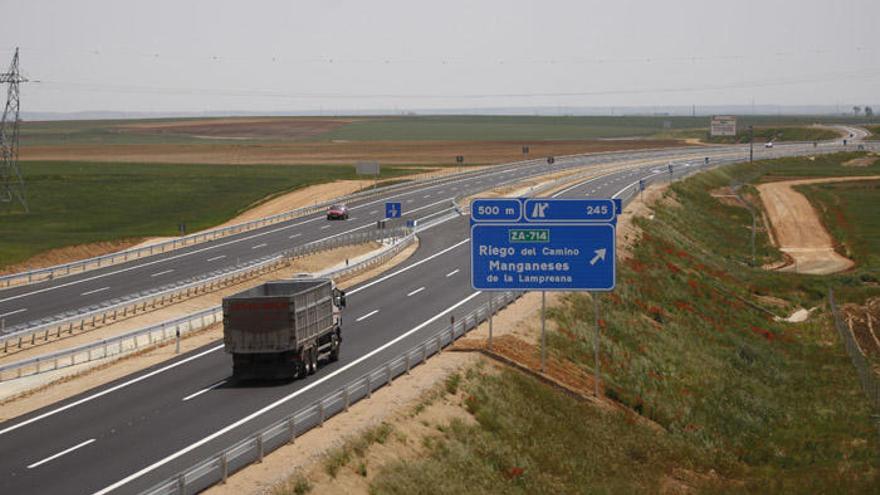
20, 115, 878, 145
368, 153, 880, 493
799, 180, 880, 269
0, 161, 414, 269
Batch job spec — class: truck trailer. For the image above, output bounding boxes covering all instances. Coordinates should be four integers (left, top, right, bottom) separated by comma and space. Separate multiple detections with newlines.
222, 278, 345, 380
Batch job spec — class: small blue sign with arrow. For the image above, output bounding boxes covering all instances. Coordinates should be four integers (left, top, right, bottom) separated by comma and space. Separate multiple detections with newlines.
385, 202, 402, 219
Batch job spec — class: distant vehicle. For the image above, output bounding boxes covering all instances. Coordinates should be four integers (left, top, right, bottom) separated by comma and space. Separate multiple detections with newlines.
327, 204, 349, 220
223, 278, 346, 380
764, 142, 774, 148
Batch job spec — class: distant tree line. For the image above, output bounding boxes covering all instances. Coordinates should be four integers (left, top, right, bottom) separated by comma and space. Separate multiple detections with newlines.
852, 106, 874, 117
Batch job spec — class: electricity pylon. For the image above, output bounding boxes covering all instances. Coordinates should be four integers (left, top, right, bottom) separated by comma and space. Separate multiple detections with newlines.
0, 47, 28, 212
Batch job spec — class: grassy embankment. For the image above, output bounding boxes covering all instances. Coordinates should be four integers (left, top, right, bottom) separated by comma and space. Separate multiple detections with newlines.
663, 126, 842, 144
363, 152, 880, 494
798, 179, 880, 269
0, 162, 414, 269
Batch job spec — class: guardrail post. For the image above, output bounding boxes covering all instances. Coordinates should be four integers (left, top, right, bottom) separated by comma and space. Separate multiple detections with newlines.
256, 434, 264, 462
177, 473, 186, 495
319, 401, 325, 426
366, 374, 372, 398
344, 387, 350, 411
422, 343, 427, 364
436, 335, 442, 354
405, 353, 411, 374
386, 363, 393, 385
219, 452, 228, 483
288, 417, 296, 444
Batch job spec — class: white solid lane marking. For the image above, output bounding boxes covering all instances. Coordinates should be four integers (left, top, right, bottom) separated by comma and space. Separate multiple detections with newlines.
252, 243, 267, 249
348, 217, 357, 221
0, 308, 27, 318
355, 310, 379, 322
0, 210, 331, 304
0, 345, 224, 437
407, 287, 425, 297
80, 286, 109, 296
423, 194, 431, 198
348, 238, 470, 295
445, 269, 460, 277
93, 292, 482, 495
150, 269, 174, 277
207, 255, 226, 262
320, 225, 331, 230
288, 233, 301, 239
27, 439, 96, 469
182, 380, 228, 402
369, 210, 378, 215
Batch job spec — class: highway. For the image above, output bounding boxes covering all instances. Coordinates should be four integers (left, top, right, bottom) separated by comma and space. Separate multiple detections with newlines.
0, 137, 866, 494
0, 144, 760, 332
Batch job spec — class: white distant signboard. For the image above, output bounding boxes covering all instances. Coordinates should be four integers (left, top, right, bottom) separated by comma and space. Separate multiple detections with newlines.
710, 116, 737, 137
355, 161, 380, 176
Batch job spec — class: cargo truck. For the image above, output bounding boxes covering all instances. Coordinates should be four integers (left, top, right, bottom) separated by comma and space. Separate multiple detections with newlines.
223, 278, 346, 380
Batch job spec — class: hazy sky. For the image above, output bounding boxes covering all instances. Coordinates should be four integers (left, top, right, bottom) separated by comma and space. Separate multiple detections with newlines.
2, 0, 878, 113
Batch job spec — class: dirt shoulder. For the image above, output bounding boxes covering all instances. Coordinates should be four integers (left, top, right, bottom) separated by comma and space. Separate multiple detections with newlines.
756, 176, 880, 274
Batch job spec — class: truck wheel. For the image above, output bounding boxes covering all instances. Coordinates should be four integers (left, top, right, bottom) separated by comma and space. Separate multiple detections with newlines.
308, 347, 318, 375
297, 350, 309, 378
329, 333, 340, 362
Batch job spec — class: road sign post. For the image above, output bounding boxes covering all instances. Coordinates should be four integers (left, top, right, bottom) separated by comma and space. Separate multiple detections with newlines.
541, 291, 546, 372
593, 293, 601, 397
488, 296, 493, 351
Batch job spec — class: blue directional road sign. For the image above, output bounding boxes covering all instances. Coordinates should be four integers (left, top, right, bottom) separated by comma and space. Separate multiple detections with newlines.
524, 198, 616, 223
472, 198, 521, 222
471, 223, 616, 291
639, 179, 646, 192
385, 202, 402, 219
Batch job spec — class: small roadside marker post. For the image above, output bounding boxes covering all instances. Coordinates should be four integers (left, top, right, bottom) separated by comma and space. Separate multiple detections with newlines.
175, 328, 180, 354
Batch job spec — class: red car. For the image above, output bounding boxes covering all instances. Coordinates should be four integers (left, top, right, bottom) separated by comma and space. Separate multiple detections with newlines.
326, 204, 349, 220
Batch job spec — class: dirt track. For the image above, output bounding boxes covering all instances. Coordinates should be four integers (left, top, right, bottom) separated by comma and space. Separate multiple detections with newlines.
756, 176, 880, 274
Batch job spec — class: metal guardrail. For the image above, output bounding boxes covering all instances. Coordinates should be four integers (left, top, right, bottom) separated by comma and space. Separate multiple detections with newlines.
142, 290, 521, 495
0, 163, 509, 290
0, 228, 410, 354
829, 288, 880, 412
0, 231, 418, 382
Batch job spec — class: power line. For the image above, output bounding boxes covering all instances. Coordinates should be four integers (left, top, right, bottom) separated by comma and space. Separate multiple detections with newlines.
7, 44, 876, 67
31, 67, 880, 101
